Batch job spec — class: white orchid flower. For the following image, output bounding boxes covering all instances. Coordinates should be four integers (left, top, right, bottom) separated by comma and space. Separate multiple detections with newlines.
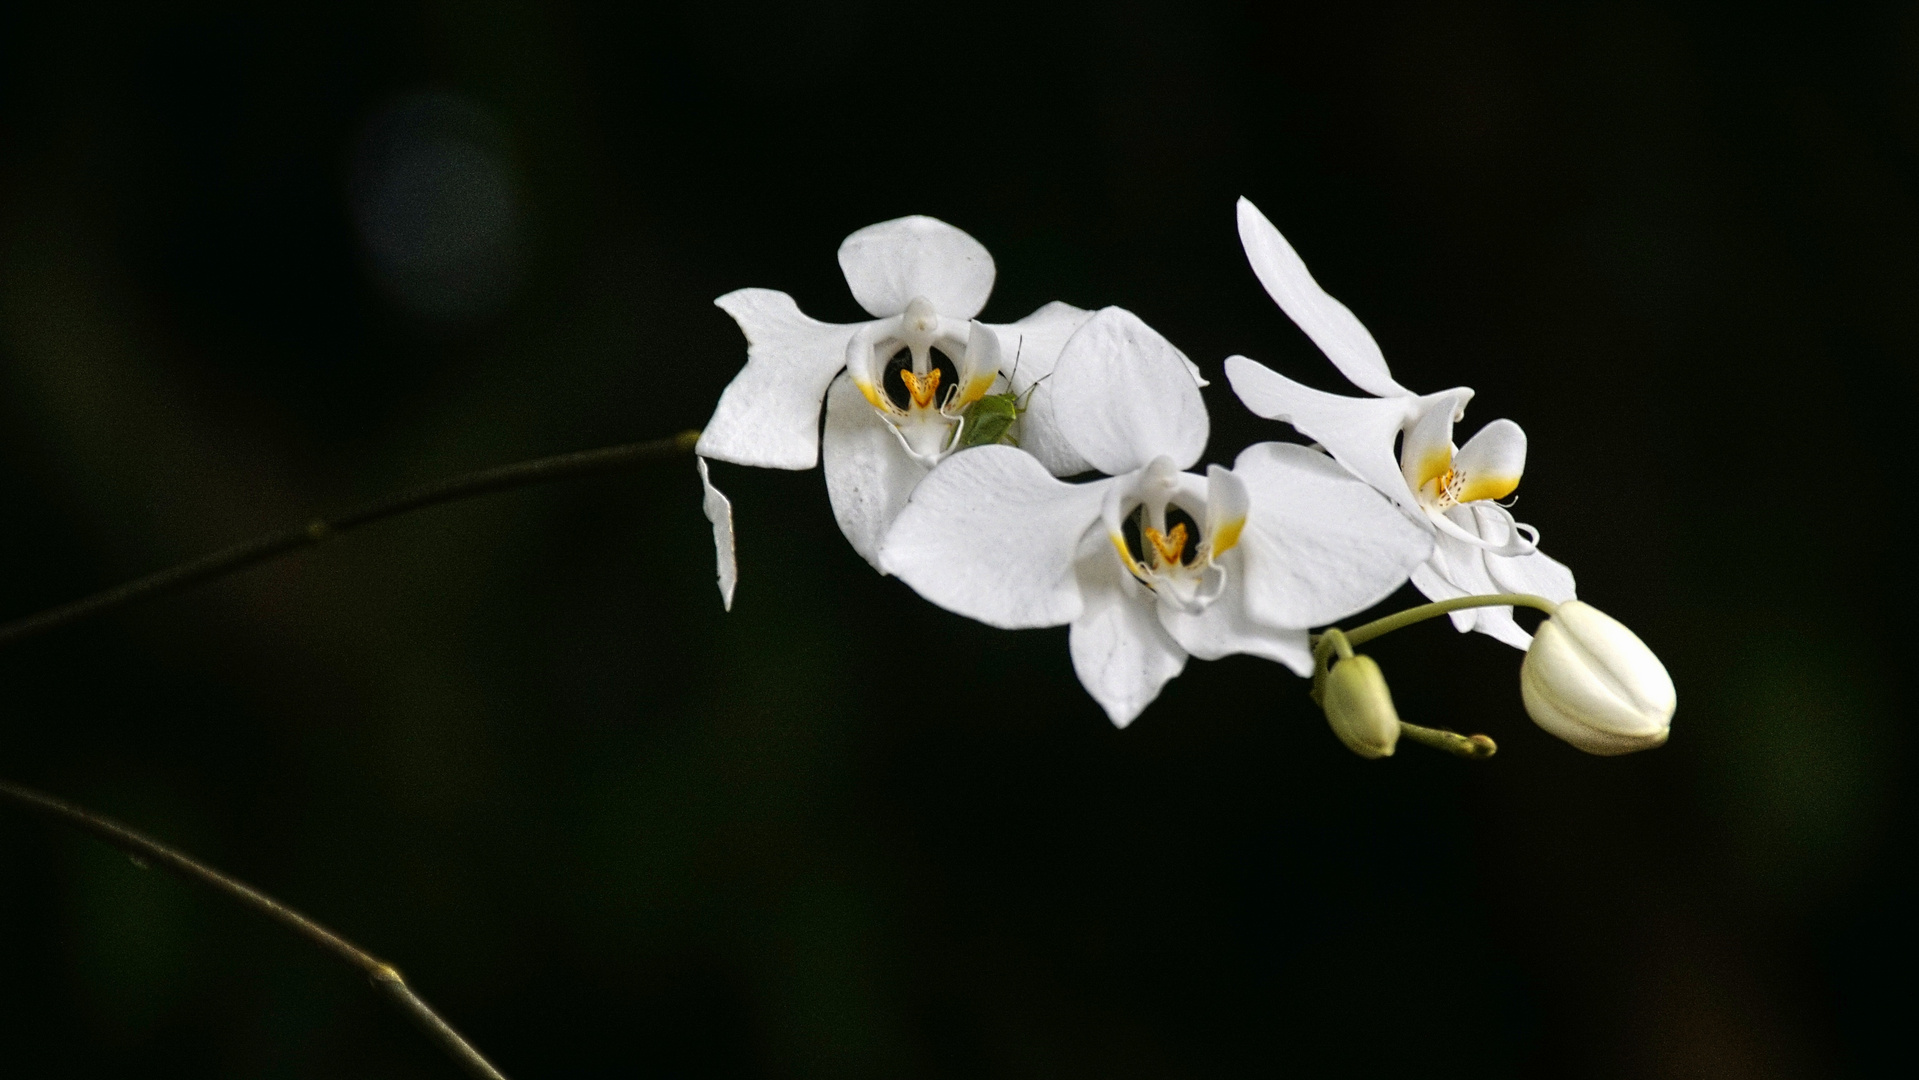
695, 215, 1097, 572
1222, 197, 1575, 649
880, 307, 1430, 727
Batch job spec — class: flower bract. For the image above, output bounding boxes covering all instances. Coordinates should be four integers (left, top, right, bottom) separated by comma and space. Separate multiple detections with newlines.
880, 307, 1430, 726
1223, 197, 1575, 648
696, 457, 736, 611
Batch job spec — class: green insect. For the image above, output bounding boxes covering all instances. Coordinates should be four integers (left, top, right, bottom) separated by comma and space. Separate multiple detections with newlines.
959, 342, 1046, 449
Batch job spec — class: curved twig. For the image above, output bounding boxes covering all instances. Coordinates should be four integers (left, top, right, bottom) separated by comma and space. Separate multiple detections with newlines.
0, 779, 510, 1080
0, 430, 701, 650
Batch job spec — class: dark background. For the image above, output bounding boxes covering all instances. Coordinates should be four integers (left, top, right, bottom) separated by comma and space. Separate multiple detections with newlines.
0, 1, 1911, 1076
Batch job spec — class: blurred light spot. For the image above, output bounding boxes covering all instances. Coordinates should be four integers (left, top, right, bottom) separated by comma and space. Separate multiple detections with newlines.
350, 91, 520, 321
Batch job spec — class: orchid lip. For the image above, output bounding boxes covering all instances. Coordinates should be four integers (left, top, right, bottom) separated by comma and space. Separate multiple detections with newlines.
1100, 458, 1232, 614
848, 297, 1006, 468
883, 412, 964, 467
1425, 502, 1540, 557
1392, 405, 1535, 558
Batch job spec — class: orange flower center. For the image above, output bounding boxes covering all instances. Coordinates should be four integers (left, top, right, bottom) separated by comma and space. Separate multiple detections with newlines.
899, 368, 943, 410
1144, 524, 1188, 568
1423, 466, 1467, 509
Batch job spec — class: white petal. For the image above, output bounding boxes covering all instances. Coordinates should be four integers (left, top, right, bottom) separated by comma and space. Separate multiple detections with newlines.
821, 373, 929, 570
1468, 603, 1542, 650
951, 320, 1004, 409
1231, 442, 1432, 628
1452, 419, 1527, 502
1204, 464, 1250, 556
1224, 356, 1469, 514
1416, 518, 1500, 635
1480, 504, 1576, 602
837, 215, 995, 320
1052, 307, 1209, 475
1236, 197, 1408, 398
1456, 502, 1575, 649
988, 301, 1097, 476
1224, 356, 1415, 504
879, 445, 1111, 629
1409, 561, 1465, 600
1069, 528, 1189, 727
1486, 548, 1577, 605
839, 320, 893, 398
1409, 561, 1473, 630
1156, 548, 1313, 673
696, 457, 737, 611
1399, 397, 1457, 494
1414, 511, 1538, 649
698, 289, 854, 470
990, 301, 1096, 383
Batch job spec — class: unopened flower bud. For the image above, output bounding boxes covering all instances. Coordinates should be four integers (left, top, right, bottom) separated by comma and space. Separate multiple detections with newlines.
1520, 601, 1675, 755
1323, 654, 1400, 759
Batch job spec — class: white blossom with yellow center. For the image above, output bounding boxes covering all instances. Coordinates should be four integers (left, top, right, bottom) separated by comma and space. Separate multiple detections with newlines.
881, 308, 1429, 727
696, 215, 1099, 574
1222, 197, 1575, 649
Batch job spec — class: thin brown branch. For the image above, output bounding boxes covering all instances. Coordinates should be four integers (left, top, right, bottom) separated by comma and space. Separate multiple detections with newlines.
0, 430, 701, 650
0, 779, 510, 1080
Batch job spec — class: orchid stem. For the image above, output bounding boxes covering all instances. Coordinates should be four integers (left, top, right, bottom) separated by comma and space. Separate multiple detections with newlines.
0, 430, 701, 651
1316, 593, 1558, 660
1323, 627, 1355, 661
1307, 594, 1555, 753
1310, 592, 1555, 697
1307, 627, 1354, 706
0, 779, 509, 1079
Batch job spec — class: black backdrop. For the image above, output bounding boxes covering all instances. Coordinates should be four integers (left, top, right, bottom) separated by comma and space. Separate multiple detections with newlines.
1, 2, 1912, 1077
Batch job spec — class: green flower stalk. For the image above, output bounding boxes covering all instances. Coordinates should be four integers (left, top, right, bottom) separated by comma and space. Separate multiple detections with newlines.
1312, 592, 1672, 758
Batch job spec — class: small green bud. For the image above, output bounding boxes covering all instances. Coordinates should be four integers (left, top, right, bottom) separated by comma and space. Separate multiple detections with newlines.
1323, 654, 1401, 759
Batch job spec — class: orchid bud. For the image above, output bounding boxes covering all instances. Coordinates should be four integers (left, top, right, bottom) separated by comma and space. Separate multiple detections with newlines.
1520, 601, 1675, 755
1323, 654, 1400, 759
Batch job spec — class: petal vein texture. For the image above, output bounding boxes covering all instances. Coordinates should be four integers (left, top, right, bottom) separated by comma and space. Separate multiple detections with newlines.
1231, 442, 1432, 628
1053, 307, 1209, 475
879, 445, 1110, 629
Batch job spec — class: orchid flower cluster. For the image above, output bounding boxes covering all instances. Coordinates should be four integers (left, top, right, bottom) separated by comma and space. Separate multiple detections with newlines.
694, 201, 1675, 757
